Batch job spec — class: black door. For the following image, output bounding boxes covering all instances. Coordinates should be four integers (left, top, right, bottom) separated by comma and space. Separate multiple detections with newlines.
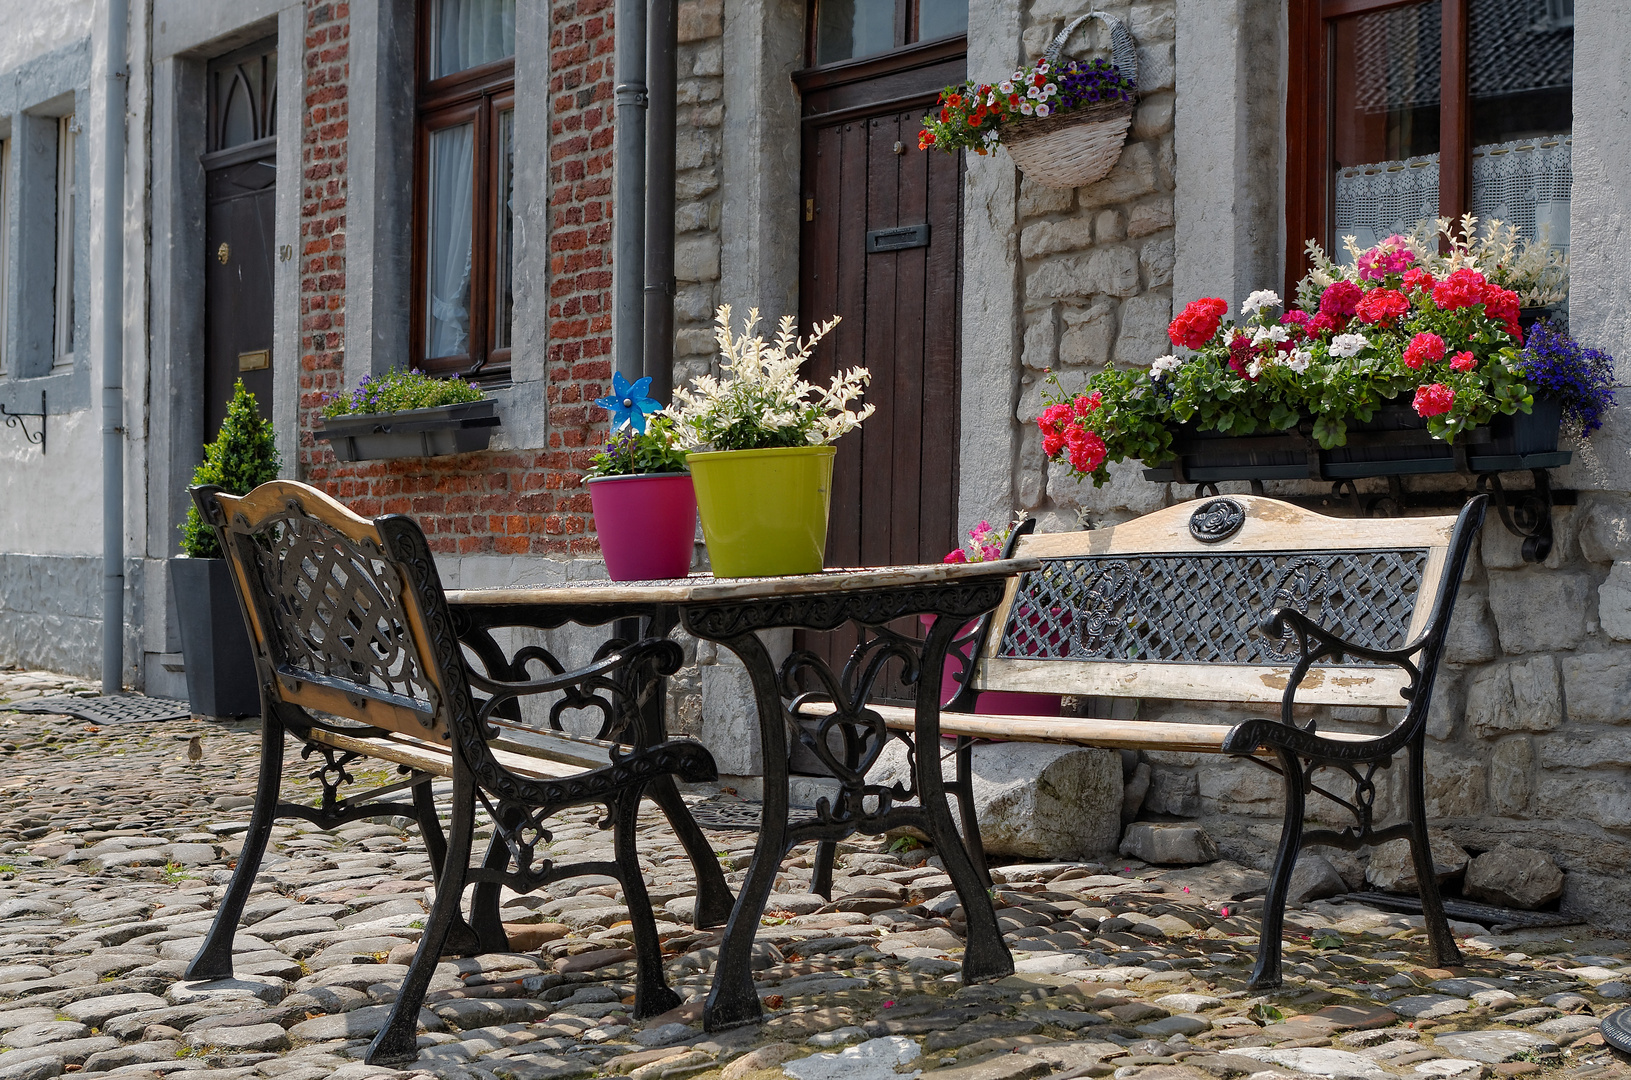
203, 39, 278, 439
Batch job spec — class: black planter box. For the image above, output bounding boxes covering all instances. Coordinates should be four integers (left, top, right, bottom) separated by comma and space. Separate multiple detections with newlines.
1144, 399, 1569, 484
170, 556, 261, 718
316, 399, 500, 462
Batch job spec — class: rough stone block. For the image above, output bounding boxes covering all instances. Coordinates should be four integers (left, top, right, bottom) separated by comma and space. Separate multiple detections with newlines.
866, 740, 1123, 859
1142, 767, 1199, 816
1017, 175, 1074, 217
1120, 821, 1218, 865
1534, 775, 1631, 830
1560, 650, 1631, 723
1113, 292, 1173, 366
677, 0, 723, 41
1022, 312, 1057, 372
1078, 141, 1158, 208
1289, 854, 1348, 904
1364, 832, 1469, 894
1020, 218, 1094, 259
1463, 847, 1565, 910
1140, 235, 1175, 288
1599, 561, 1631, 640
1046, 457, 1169, 517
1578, 495, 1631, 563
1443, 588, 1499, 664
1425, 749, 1487, 818
1486, 571, 1593, 654
1507, 655, 1562, 731
674, 235, 721, 282
1489, 737, 1533, 815
1126, 196, 1174, 238
698, 651, 762, 775
1539, 727, 1631, 768
1057, 300, 1117, 366
1094, 209, 1125, 243
1132, 94, 1175, 140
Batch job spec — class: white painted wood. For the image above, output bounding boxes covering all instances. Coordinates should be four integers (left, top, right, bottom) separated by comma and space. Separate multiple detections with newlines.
971, 658, 1412, 707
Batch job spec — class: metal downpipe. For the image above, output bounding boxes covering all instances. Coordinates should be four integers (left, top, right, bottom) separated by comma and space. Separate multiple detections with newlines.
643, 0, 677, 403
101, 0, 128, 695
613, 0, 650, 384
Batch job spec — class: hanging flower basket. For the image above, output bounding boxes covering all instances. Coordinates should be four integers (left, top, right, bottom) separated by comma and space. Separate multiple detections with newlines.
917, 10, 1137, 190
998, 13, 1138, 188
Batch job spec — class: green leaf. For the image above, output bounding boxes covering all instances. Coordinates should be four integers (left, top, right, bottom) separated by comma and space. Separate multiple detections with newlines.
179, 381, 281, 559
1311, 414, 1347, 449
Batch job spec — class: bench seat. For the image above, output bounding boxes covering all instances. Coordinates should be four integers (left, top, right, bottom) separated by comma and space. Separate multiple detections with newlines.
796, 699, 1381, 754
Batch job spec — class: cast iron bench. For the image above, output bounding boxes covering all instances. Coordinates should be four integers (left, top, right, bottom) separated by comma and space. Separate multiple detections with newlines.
184, 480, 727, 1066
799, 493, 1487, 988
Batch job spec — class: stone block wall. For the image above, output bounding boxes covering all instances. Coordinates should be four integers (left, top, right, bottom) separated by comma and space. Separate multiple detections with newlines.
672, 0, 725, 388
1010, 0, 1177, 530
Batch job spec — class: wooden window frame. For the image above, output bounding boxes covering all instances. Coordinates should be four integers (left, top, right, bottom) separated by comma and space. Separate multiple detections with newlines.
805, 0, 966, 69
411, 12, 515, 383
1285, 0, 1470, 297
53, 115, 77, 368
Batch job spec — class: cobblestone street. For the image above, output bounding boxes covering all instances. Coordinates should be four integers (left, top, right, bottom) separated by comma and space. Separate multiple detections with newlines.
1, 669, 1628, 1080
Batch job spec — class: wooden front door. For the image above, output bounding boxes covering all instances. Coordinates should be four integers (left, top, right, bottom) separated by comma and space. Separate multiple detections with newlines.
203, 39, 278, 440
795, 36, 967, 701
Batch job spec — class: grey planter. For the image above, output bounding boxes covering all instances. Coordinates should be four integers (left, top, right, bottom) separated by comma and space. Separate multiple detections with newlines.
170, 556, 261, 718
315, 399, 500, 462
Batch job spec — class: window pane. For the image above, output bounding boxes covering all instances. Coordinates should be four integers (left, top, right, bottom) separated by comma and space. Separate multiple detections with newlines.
917, 0, 966, 42
1331, 1, 1442, 258
493, 108, 514, 351
425, 123, 474, 360
221, 71, 256, 148
432, 0, 516, 78
816, 0, 896, 64
1469, 0, 1572, 250
56, 117, 76, 360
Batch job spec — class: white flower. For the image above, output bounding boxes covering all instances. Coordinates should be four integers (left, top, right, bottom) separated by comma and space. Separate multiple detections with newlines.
1027, 85, 1042, 99
1241, 289, 1282, 317
998, 80, 1015, 94
1036, 104, 1051, 118
1020, 102, 1034, 115
986, 93, 997, 106
1012, 69, 1026, 82
1329, 332, 1370, 358
1246, 356, 1267, 379
1149, 354, 1184, 380
1250, 324, 1290, 346
1286, 347, 1313, 374
982, 128, 1000, 145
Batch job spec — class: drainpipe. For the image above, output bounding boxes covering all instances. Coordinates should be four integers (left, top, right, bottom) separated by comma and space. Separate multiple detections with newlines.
613, 0, 649, 385
101, 0, 128, 695
643, 0, 677, 402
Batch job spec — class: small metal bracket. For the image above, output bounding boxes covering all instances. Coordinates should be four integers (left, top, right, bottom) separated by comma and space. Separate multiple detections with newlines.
1478, 469, 1557, 563
0, 391, 45, 455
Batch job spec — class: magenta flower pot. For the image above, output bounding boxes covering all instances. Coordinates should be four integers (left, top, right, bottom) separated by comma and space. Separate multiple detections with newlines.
589, 472, 697, 581
920, 615, 1062, 718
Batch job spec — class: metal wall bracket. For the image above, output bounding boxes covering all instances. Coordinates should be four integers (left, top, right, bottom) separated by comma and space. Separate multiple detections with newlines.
0, 390, 45, 454
1477, 469, 1559, 563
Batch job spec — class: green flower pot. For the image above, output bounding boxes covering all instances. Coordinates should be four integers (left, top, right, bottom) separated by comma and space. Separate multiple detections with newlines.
687, 445, 836, 577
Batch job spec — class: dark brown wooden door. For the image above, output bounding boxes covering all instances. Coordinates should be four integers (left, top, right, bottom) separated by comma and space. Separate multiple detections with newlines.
795, 39, 966, 702
204, 39, 277, 440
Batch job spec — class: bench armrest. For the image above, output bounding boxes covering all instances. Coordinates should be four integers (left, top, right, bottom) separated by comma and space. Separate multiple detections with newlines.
1259, 606, 1423, 729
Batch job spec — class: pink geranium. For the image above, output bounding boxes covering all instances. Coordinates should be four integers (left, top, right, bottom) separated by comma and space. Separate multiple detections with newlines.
1413, 383, 1455, 418
1403, 332, 1446, 370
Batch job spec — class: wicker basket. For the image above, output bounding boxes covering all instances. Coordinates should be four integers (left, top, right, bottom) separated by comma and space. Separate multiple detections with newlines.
999, 10, 1138, 189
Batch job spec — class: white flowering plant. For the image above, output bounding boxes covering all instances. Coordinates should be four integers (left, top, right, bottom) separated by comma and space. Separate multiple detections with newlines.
669, 306, 874, 452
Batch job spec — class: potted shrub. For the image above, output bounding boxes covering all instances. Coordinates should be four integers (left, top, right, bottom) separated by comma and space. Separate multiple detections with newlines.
173, 380, 280, 718
1036, 218, 1614, 486
668, 306, 873, 577
585, 383, 696, 581
315, 368, 497, 462
917, 12, 1137, 189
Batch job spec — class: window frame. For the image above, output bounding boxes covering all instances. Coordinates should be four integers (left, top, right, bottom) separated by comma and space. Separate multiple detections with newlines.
1286, 0, 1474, 296
53, 114, 77, 368
410, 6, 516, 383
0, 136, 9, 375
805, 0, 967, 69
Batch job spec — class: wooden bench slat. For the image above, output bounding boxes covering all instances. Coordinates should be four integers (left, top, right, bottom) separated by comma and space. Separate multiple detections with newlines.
796, 701, 1381, 754
306, 727, 594, 782
971, 659, 1411, 708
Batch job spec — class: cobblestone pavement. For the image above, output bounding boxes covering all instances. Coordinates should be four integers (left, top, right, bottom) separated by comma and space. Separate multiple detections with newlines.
1, 669, 1628, 1080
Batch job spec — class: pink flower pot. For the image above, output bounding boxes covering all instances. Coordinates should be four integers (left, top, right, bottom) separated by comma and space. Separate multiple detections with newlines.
920, 615, 1062, 717
589, 472, 697, 581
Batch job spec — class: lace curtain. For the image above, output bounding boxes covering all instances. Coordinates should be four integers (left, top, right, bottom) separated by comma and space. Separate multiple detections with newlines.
1333, 134, 1573, 258
432, 0, 515, 78
426, 124, 474, 360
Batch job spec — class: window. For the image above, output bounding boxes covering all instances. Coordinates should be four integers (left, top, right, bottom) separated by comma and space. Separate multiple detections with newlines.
413, 0, 515, 381
811, 0, 968, 66
54, 115, 77, 366
1287, 0, 1573, 289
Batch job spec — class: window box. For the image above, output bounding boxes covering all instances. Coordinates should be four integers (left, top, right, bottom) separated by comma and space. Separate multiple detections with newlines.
1141, 400, 1568, 485
315, 398, 501, 462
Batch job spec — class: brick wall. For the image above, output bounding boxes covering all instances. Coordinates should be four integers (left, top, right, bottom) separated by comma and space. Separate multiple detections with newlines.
296, 0, 615, 558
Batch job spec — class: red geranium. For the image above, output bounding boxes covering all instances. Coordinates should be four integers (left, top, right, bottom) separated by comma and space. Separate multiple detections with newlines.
1228, 332, 1256, 379
1073, 391, 1103, 417
1413, 383, 1455, 418
1355, 288, 1410, 325
1037, 403, 1074, 457
1402, 267, 1437, 294
1281, 310, 1311, 337
1319, 280, 1363, 318
1306, 311, 1340, 337
1481, 283, 1523, 341
1432, 268, 1489, 312
1168, 297, 1229, 350
1064, 424, 1107, 474
1450, 350, 1477, 372
942, 547, 968, 564
1403, 332, 1446, 370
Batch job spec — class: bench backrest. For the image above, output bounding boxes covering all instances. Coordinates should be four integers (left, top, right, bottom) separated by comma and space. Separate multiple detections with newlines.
191, 480, 470, 743
974, 495, 1477, 709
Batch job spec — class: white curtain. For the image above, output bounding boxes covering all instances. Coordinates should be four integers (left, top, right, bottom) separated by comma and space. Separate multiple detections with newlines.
426, 123, 474, 360
434, 0, 515, 78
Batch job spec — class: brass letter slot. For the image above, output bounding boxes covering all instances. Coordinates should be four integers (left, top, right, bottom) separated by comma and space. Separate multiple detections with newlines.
238, 349, 270, 372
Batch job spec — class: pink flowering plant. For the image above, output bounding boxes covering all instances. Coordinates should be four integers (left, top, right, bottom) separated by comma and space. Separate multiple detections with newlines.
1034, 233, 1607, 484
942, 517, 1020, 564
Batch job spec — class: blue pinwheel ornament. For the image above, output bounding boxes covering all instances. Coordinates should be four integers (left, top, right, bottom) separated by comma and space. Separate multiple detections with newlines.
594, 372, 663, 432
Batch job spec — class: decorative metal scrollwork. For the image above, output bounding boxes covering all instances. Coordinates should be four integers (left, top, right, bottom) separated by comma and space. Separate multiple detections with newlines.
0, 391, 45, 455
300, 743, 362, 815
1189, 498, 1245, 543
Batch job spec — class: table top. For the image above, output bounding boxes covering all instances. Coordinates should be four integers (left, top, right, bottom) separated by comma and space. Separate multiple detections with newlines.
445, 558, 1042, 607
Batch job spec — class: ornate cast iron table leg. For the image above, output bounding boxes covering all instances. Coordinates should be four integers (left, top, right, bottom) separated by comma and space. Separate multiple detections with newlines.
702, 630, 793, 1031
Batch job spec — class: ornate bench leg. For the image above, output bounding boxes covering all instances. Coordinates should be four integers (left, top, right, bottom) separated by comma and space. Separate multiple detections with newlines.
647, 774, 735, 928
368, 767, 478, 1067
187, 713, 284, 981
613, 786, 682, 1019
1408, 739, 1463, 968
1250, 747, 1305, 990
471, 805, 522, 954
811, 840, 837, 900
412, 780, 482, 956
952, 735, 992, 889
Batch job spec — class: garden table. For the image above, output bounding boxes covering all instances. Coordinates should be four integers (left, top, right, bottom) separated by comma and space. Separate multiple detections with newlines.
445, 558, 1040, 1031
